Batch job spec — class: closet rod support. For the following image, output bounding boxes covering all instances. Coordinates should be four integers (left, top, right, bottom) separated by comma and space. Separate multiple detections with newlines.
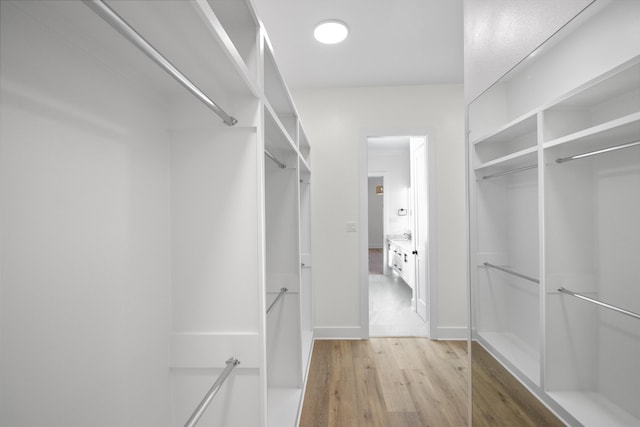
265, 149, 286, 169
266, 287, 288, 316
481, 164, 537, 180
556, 140, 640, 163
558, 287, 640, 320
184, 357, 240, 427
483, 262, 540, 284
82, 0, 237, 126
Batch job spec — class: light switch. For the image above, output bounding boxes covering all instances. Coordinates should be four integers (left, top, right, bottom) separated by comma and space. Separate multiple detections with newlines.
346, 221, 357, 232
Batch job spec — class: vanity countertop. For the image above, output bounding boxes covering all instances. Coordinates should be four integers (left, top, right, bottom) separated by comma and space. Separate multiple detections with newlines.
387, 237, 413, 251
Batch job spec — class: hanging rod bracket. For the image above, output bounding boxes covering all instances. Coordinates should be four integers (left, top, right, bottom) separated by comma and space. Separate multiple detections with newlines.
266, 287, 288, 316
264, 149, 287, 169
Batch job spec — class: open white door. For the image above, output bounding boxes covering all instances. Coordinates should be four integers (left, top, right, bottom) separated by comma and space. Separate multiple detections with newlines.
410, 136, 429, 322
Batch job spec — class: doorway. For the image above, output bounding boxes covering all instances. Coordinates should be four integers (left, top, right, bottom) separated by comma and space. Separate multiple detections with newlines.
366, 135, 430, 337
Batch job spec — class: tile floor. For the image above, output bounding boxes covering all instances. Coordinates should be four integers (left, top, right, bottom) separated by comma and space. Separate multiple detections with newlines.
369, 272, 428, 337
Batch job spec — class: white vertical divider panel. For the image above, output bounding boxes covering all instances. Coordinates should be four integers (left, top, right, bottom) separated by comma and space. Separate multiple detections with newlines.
298, 153, 313, 384
163, 0, 267, 425
169, 120, 264, 427
262, 33, 315, 424
263, 105, 303, 425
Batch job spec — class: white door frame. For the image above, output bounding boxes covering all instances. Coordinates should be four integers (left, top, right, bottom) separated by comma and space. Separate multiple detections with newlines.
359, 128, 438, 339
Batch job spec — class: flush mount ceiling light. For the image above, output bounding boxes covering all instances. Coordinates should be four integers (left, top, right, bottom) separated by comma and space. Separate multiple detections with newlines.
314, 20, 349, 44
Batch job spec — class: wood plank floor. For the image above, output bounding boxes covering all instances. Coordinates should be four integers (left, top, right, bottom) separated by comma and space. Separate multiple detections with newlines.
300, 338, 565, 427
471, 342, 564, 427
299, 338, 468, 427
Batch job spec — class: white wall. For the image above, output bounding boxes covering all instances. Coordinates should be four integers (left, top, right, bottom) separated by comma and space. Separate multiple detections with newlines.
367, 177, 384, 248
0, 3, 172, 424
293, 85, 466, 338
463, 0, 594, 103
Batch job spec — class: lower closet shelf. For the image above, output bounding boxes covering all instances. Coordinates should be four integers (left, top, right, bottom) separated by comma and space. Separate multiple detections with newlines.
477, 332, 540, 385
268, 387, 303, 427
547, 391, 640, 427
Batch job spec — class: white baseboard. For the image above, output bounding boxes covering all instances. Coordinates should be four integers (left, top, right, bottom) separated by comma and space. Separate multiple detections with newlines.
314, 327, 364, 340
314, 326, 469, 341
433, 326, 468, 341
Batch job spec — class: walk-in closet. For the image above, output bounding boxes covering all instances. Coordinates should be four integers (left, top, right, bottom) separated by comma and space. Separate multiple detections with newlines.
469, 2, 640, 426
0, 1, 313, 426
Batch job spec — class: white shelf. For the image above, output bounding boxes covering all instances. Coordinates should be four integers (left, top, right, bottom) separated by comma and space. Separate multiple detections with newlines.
265, 104, 297, 160
547, 391, 640, 427
268, 387, 303, 427
547, 57, 639, 111
474, 146, 538, 177
542, 57, 639, 143
298, 124, 311, 165
203, 0, 259, 83
472, 111, 538, 146
108, 0, 258, 101
263, 42, 297, 141
543, 111, 640, 153
299, 157, 311, 177
478, 332, 540, 385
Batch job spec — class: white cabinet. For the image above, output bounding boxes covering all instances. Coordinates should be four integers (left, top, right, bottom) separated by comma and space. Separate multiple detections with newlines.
0, 1, 312, 426
388, 239, 415, 289
469, 2, 640, 425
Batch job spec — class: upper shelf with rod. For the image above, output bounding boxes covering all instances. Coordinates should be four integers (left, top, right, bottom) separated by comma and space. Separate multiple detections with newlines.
20, 0, 262, 126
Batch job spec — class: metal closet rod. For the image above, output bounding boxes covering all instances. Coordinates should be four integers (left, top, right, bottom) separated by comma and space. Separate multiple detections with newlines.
483, 262, 540, 284
265, 149, 286, 169
481, 139, 640, 178
184, 357, 240, 427
556, 139, 640, 164
82, 0, 238, 127
481, 164, 538, 180
558, 287, 640, 320
266, 287, 288, 316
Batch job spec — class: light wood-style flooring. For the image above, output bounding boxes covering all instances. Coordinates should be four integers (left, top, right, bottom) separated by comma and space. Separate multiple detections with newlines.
471, 342, 564, 427
300, 338, 565, 427
300, 338, 468, 427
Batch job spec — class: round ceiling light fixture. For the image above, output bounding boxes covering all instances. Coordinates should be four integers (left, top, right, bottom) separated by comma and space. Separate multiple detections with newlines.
314, 20, 349, 44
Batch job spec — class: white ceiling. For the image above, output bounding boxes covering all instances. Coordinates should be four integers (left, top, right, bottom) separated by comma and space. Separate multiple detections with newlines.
252, 0, 464, 90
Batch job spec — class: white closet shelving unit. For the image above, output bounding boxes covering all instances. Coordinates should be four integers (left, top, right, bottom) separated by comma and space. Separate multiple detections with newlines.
0, 1, 313, 426
263, 35, 314, 425
469, 2, 640, 426
471, 106, 542, 387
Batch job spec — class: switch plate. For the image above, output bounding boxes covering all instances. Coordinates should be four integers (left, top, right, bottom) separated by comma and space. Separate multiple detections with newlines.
346, 221, 357, 232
